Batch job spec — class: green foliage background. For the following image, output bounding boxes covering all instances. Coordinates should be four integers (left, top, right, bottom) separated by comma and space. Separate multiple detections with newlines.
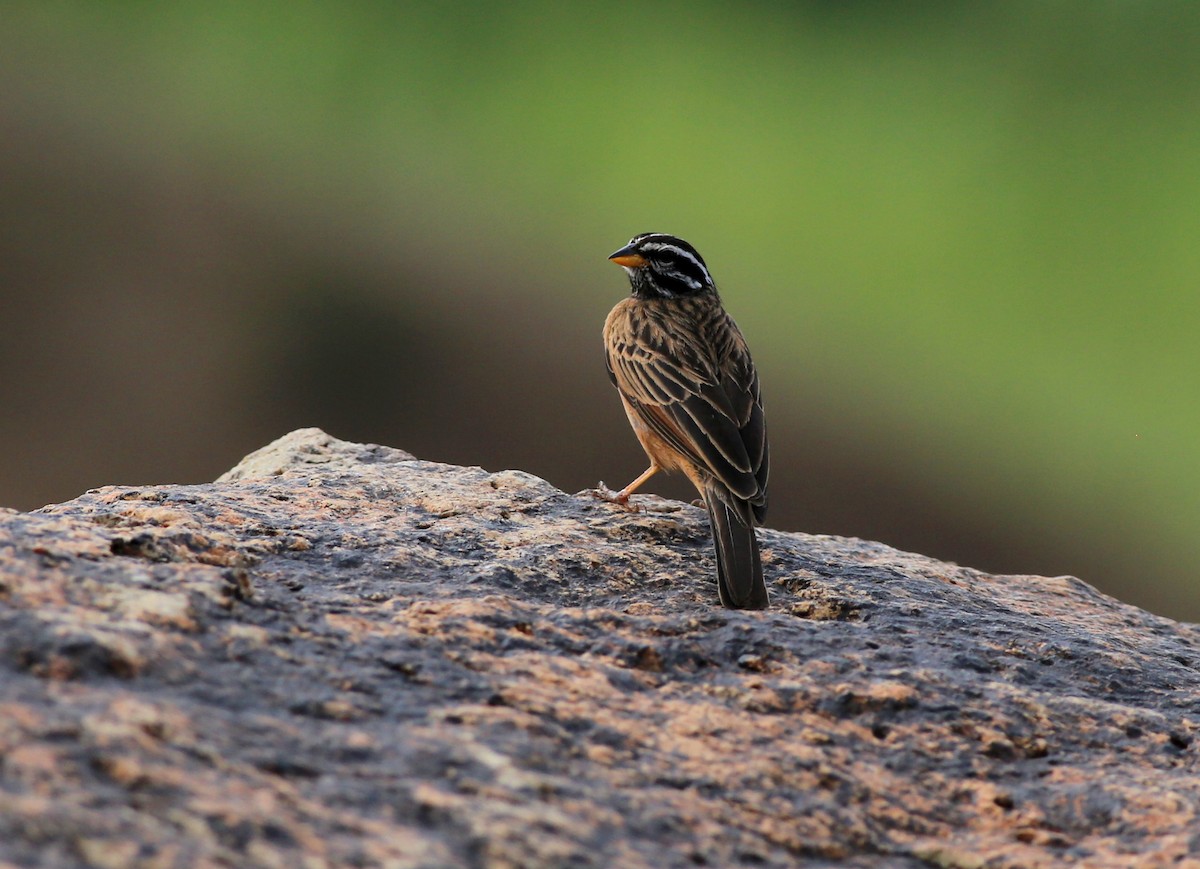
2, 3, 1196, 616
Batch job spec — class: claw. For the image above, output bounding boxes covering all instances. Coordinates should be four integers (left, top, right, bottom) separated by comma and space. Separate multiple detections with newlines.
592, 483, 642, 512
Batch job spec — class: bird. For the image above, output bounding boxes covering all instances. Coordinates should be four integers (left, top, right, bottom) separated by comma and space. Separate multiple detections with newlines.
600, 233, 769, 609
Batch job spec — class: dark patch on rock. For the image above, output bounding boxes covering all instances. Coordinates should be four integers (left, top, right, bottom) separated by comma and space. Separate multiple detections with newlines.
0, 427, 1198, 867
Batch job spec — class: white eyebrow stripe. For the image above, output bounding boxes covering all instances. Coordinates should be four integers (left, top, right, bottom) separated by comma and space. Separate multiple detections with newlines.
641, 243, 712, 286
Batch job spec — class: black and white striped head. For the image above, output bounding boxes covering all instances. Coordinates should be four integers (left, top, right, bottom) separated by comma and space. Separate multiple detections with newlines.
608, 233, 716, 299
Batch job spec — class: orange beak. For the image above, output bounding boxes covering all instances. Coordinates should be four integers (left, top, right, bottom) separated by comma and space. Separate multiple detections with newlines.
608, 242, 646, 268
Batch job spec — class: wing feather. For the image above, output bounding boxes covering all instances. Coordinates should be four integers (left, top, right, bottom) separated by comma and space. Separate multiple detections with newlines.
605, 297, 767, 516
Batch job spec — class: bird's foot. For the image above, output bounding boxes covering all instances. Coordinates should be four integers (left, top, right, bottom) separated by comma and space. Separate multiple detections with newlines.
591, 482, 642, 512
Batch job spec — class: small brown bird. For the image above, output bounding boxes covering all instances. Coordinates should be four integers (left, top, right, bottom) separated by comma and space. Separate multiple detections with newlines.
602, 233, 769, 609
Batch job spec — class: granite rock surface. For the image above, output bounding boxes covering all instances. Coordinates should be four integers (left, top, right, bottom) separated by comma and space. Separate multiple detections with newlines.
1, 428, 1198, 868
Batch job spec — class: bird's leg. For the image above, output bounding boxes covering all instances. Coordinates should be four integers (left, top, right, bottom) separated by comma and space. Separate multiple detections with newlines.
614, 464, 660, 502
595, 464, 659, 509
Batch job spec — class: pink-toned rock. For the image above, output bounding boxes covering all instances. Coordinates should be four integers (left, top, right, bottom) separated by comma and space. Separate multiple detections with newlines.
0, 428, 1197, 867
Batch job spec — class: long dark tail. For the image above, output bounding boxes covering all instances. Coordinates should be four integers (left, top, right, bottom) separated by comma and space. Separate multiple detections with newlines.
705, 484, 768, 610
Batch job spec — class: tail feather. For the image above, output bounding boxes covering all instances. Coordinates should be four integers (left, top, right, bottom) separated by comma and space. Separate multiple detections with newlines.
705, 484, 768, 610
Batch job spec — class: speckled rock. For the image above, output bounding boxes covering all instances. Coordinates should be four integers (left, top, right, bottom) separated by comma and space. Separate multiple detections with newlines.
1, 429, 1198, 868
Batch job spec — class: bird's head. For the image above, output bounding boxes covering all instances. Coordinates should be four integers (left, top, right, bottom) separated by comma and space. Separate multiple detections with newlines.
608, 233, 715, 299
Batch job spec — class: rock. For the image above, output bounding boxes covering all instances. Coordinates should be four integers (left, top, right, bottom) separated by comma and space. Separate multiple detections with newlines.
216, 426, 416, 481
1, 428, 1198, 868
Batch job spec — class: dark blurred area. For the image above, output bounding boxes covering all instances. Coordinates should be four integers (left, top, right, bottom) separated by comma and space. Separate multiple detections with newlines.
1, 3, 1195, 619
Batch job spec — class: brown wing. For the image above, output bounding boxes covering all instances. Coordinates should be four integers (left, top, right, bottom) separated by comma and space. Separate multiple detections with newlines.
712, 309, 768, 524
605, 297, 768, 522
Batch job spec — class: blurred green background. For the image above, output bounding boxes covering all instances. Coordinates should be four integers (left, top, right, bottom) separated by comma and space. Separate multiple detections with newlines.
1, 2, 1195, 618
